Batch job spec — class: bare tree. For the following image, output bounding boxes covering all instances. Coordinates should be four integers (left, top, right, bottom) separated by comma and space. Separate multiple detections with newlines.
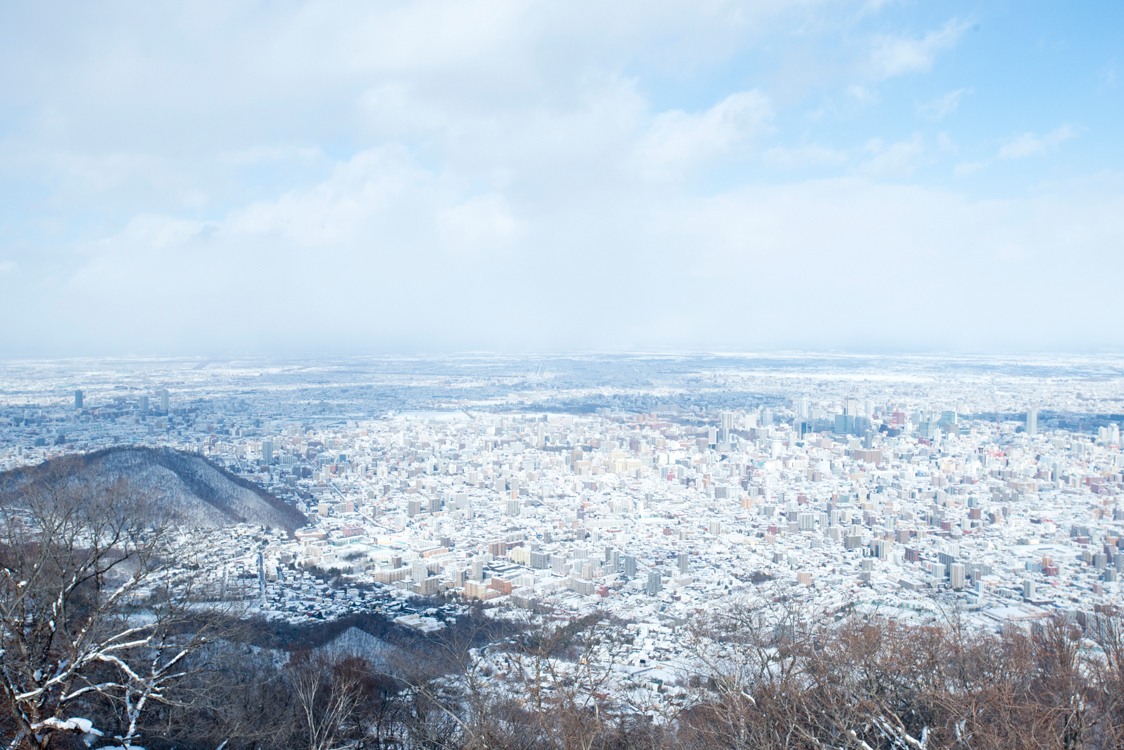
501, 610, 661, 750
0, 462, 218, 749
287, 651, 365, 750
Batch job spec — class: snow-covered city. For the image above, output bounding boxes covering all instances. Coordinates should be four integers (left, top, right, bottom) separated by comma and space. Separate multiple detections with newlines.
3, 353, 1123, 704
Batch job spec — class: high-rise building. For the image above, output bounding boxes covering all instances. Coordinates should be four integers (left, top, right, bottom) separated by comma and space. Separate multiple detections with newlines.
1026, 408, 1038, 436
262, 438, 273, 464
719, 411, 735, 443
138, 394, 149, 412
647, 570, 661, 595
551, 555, 570, 577
950, 563, 966, 590
158, 389, 169, 413
796, 396, 810, 420
622, 554, 637, 577
678, 552, 689, 575
74, 390, 83, 410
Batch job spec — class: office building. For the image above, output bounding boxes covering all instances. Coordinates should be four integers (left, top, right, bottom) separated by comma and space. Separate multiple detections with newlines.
950, 563, 965, 590
622, 554, 637, 577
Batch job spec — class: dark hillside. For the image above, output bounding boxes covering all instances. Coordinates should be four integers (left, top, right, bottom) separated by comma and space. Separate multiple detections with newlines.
0, 446, 307, 534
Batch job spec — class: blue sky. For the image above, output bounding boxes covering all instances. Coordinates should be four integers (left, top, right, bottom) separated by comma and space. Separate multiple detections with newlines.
0, 0, 1121, 356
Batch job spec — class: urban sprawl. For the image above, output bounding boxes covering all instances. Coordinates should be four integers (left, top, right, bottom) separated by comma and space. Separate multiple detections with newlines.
2, 355, 1123, 697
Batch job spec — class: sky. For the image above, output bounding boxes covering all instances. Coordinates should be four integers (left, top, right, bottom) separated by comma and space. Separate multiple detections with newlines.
0, 0, 1122, 357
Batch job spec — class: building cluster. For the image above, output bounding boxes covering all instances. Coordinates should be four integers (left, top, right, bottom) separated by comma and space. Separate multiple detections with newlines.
2, 356, 1124, 689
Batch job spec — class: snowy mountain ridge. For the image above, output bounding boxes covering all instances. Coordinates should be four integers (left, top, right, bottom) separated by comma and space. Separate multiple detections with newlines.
0, 446, 308, 534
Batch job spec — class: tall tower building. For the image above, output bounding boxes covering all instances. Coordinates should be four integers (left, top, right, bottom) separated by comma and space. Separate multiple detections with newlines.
158, 389, 169, 413
1026, 408, 1038, 436
622, 554, 637, 578
74, 390, 83, 410
719, 411, 735, 443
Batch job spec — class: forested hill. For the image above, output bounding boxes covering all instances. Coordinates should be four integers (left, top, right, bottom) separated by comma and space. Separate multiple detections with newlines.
0, 446, 307, 534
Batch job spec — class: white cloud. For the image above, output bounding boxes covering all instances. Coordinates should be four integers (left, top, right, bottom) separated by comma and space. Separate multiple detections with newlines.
220, 144, 325, 166
438, 194, 525, 255
115, 214, 209, 250
998, 125, 1077, 159
22, 162, 1124, 354
763, 144, 850, 169
845, 84, 880, 105
857, 135, 925, 177
0, 1, 1119, 355
638, 90, 773, 176
867, 18, 971, 79
995, 241, 1024, 261
916, 88, 971, 119
861, 0, 902, 13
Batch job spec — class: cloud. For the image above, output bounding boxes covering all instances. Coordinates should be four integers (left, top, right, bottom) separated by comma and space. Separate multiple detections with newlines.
438, 194, 525, 255
916, 88, 971, 119
763, 144, 850, 169
861, 0, 902, 14
845, 84, 880, 105
857, 135, 925, 177
638, 90, 773, 176
867, 18, 971, 79
0, 1, 1119, 355
220, 145, 325, 166
1103, 60, 1117, 88
998, 126, 1077, 159
11, 160, 1124, 355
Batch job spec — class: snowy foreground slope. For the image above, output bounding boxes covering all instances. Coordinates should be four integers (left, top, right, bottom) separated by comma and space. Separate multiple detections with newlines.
0, 446, 307, 533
